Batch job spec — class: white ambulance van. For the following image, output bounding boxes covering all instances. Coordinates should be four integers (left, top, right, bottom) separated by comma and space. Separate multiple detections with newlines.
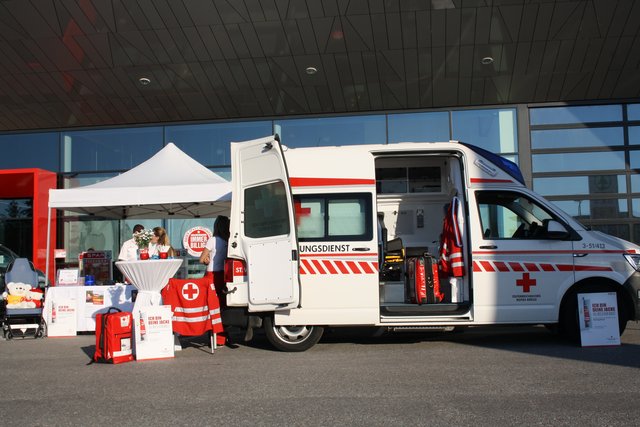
223, 135, 640, 351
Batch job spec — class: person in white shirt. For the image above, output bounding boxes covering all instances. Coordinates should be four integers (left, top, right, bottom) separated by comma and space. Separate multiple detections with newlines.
199, 216, 230, 345
118, 224, 145, 261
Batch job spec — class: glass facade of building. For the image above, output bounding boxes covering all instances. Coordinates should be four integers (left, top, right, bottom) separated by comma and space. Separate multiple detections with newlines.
1, 103, 638, 273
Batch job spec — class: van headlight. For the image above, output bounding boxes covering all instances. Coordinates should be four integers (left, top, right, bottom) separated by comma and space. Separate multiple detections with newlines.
624, 254, 640, 271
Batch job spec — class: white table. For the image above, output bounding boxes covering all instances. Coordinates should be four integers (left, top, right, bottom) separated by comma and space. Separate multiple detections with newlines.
115, 259, 183, 310
115, 259, 183, 360
44, 284, 134, 332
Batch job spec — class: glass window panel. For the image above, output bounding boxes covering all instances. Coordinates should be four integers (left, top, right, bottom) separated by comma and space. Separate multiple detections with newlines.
629, 126, 640, 145
628, 104, 640, 121
532, 152, 625, 173
631, 175, 640, 193
165, 121, 271, 167
328, 198, 366, 236
531, 127, 623, 149
476, 191, 555, 240
296, 198, 325, 239
388, 111, 450, 143
629, 151, 640, 169
244, 181, 290, 238
534, 175, 626, 196
530, 105, 622, 125
275, 115, 385, 148
0, 132, 59, 171
553, 199, 627, 219
62, 127, 162, 172
63, 219, 120, 265
452, 109, 517, 154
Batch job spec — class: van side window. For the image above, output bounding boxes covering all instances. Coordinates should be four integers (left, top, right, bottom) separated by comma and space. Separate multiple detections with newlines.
244, 181, 290, 238
476, 191, 555, 240
294, 193, 373, 242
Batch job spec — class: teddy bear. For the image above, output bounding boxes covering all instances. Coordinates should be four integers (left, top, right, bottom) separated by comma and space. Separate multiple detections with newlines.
2, 282, 38, 308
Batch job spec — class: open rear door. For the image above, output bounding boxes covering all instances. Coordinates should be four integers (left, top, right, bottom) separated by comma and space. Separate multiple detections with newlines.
228, 136, 300, 312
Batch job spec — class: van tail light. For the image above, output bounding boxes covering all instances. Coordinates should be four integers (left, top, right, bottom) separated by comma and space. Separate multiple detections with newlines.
224, 258, 246, 283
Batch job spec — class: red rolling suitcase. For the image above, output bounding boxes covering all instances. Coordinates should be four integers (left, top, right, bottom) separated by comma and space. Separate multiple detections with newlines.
406, 256, 444, 304
93, 307, 133, 364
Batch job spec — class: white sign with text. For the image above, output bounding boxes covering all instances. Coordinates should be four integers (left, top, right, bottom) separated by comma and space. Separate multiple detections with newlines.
578, 292, 621, 347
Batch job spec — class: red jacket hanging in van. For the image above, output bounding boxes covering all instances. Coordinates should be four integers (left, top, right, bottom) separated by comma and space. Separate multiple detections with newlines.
439, 196, 465, 277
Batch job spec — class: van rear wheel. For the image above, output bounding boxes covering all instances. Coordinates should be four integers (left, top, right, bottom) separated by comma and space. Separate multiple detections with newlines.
263, 316, 323, 352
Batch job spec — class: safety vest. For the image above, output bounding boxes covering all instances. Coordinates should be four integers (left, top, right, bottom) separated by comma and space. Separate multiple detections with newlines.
161, 278, 224, 336
439, 196, 465, 277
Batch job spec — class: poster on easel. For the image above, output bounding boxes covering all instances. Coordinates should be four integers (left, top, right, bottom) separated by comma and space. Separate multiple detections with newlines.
578, 292, 621, 347
47, 297, 78, 337
134, 305, 174, 361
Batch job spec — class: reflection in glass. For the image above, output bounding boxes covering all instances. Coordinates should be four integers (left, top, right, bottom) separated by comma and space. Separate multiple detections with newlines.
388, 112, 450, 143
629, 126, 640, 145
0, 133, 59, 171
534, 175, 625, 196
530, 105, 622, 125
629, 151, 640, 169
628, 104, 640, 121
62, 127, 162, 172
452, 109, 516, 154
166, 121, 271, 167
532, 152, 625, 173
531, 127, 623, 149
276, 115, 385, 148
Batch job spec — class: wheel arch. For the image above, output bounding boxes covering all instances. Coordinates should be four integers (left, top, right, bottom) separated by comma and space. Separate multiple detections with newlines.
558, 276, 634, 322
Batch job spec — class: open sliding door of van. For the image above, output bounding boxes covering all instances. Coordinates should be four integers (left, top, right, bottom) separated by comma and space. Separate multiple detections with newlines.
229, 136, 300, 312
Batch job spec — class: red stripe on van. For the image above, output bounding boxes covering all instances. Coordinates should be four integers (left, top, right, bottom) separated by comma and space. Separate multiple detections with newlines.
540, 264, 555, 271
494, 262, 509, 272
311, 259, 326, 274
524, 263, 539, 272
473, 261, 482, 272
346, 261, 360, 273
574, 265, 613, 271
480, 261, 494, 272
290, 177, 376, 187
335, 261, 350, 274
323, 260, 338, 274
359, 262, 374, 274
509, 262, 524, 272
470, 178, 514, 184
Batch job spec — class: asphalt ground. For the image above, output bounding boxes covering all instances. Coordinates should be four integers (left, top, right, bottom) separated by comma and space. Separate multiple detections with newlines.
1, 322, 639, 427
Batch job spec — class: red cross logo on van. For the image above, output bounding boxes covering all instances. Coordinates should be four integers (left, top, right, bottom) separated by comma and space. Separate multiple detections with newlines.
182, 282, 199, 301
516, 273, 536, 293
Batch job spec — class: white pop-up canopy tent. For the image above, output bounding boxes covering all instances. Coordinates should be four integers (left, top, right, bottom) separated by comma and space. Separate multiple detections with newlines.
48, 142, 231, 219
45, 143, 232, 284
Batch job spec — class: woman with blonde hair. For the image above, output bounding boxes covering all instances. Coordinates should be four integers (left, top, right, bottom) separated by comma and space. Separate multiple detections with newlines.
152, 226, 175, 258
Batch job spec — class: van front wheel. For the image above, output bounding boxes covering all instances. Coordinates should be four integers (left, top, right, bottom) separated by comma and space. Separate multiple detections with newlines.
263, 316, 324, 352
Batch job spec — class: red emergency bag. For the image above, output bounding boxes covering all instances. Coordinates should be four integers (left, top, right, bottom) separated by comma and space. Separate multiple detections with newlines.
93, 307, 134, 364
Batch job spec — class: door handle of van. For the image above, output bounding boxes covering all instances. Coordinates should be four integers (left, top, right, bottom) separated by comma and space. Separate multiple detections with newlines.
352, 247, 371, 251
573, 253, 588, 258
479, 245, 497, 249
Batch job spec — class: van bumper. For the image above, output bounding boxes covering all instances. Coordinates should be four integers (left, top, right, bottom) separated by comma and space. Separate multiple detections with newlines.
623, 272, 640, 320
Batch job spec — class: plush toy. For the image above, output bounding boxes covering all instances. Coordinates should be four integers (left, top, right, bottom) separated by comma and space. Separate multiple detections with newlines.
28, 288, 44, 308
2, 282, 37, 308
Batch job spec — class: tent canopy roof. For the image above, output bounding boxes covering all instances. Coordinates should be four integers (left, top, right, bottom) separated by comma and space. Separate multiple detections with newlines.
49, 143, 231, 219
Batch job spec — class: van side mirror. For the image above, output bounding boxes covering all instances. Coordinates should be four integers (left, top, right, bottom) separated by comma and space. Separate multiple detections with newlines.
546, 220, 570, 239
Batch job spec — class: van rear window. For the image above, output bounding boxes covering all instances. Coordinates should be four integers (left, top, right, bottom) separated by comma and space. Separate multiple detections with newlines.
244, 181, 290, 238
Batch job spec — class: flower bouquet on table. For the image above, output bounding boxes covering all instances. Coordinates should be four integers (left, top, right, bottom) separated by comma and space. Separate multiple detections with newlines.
133, 229, 155, 260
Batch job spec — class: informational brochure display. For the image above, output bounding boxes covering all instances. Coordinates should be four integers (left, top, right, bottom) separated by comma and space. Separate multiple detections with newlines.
134, 305, 174, 361
578, 292, 621, 347
46, 297, 78, 337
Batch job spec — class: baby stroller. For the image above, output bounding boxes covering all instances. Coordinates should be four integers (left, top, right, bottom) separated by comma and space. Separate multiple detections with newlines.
2, 258, 45, 339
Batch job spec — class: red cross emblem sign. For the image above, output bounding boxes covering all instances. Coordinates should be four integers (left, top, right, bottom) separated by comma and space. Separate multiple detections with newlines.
181, 282, 200, 301
516, 273, 536, 293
